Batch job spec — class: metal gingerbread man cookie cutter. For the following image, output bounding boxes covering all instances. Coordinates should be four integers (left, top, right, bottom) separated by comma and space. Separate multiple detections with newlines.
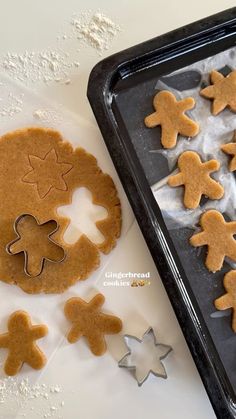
6, 213, 66, 277
118, 327, 172, 386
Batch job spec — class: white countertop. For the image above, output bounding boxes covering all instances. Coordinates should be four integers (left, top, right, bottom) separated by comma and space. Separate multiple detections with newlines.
0, 1, 235, 418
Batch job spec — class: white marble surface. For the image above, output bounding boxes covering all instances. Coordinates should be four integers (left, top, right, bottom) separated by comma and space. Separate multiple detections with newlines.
0, 1, 235, 418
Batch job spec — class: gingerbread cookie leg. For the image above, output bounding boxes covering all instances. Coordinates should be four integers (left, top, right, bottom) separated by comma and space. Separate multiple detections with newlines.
4, 354, 22, 376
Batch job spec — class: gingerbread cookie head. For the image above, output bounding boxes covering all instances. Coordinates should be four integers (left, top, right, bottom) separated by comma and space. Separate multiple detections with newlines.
144, 90, 199, 149
221, 131, 236, 172
214, 270, 236, 332
200, 70, 236, 115
0, 127, 121, 293
64, 293, 122, 356
168, 151, 224, 209
0, 310, 48, 376
190, 210, 236, 272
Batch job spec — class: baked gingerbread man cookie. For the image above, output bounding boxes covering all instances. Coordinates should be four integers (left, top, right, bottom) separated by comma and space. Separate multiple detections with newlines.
168, 151, 224, 209
144, 90, 199, 149
0, 127, 121, 294
214, 270, 236, 332
190, 210, 236, 272
0, 311, 48, 376
64, 293, 122, 355
200, 70, 236, 115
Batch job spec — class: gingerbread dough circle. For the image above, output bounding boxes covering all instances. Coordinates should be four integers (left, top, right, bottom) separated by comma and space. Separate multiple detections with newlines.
0, 127, 121, 294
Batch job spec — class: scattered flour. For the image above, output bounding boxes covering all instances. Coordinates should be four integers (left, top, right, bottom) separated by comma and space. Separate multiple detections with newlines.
0, 377, 65, 418
0, 11, 120, 86
71, 12, 121, 52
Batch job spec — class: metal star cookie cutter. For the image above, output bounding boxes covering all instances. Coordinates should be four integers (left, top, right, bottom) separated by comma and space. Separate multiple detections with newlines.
6, 213, 66, 277
118, 327, 172, 386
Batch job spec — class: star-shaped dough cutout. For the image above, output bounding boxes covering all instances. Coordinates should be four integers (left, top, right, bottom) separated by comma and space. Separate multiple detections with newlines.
214, 270, 236, 332
0, 311, 48, 376
168, 151, 224, 209
6, 214, 65, 277
221, 131, 236, 171
200, 70, 236, 115
190, 210, 236, 272
64, 293, 122, 356
22, 148, 73, 198
144, 90, 199, 149
118, 327, 172, 386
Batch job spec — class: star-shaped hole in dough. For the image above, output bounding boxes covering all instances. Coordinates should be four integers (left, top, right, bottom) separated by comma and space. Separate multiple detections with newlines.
200, 70, 236, 115
6, 214, 65, 277
0, 310, 48, 376
190, 210, 236, 272
221, 130, 236, 172
118, 327, 172, 386
22, 148, 73, 199
168, 151, 224, 209
57, 187, 108, 245
64, 293, 122, 356
214, 270, 236, 332
144, 90, 199, 149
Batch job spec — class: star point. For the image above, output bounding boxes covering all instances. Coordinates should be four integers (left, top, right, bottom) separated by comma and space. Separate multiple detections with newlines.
22, 148, 73, 198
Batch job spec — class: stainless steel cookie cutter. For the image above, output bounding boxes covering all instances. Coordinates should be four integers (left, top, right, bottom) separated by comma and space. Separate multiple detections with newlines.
118, 327, 172, 386
6, 213, 66, 277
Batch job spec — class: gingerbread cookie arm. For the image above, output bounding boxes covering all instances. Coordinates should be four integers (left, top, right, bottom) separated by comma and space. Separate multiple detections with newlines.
211, 70, 224, 84
168, 173, 184, 187
30, 325, 48, 340
144, 112, 161, 128
98, 313, 123, 334
89, 293, 105, 310
0, 334, 9, 348
214, 293, 233, 311
203, 159, 220, 171
177, 97, 195, 112
189, 231, 207, 247
200, 85, 215, 99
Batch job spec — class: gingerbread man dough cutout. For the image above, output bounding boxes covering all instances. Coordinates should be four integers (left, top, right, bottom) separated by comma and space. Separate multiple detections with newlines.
0, 311, 48, 376
200, 70, 236, 115
144, 90, 199, 149
168, 151, 224, 209
190, 210, 236, 272
221, 130, 236, 172
214, 270, 236, 332
64, 293, 122, 356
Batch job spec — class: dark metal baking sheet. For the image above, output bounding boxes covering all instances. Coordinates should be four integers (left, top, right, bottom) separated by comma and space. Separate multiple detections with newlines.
87, 8, 236, 418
